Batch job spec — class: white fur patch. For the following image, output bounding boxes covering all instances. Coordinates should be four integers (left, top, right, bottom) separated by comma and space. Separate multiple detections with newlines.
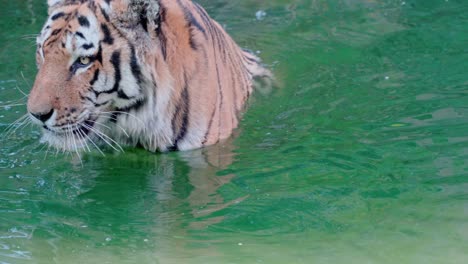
37, 9, 62, 61
68, 13, 100, 67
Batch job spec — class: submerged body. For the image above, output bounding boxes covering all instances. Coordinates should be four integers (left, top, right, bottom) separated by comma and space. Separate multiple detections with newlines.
27, 0, 270, 152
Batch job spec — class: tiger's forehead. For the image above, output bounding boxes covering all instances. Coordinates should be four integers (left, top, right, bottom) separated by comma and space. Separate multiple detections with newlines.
38, 4, 101, 58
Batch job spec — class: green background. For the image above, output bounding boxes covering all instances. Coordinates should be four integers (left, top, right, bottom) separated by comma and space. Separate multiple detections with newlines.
1, 0, 467, 263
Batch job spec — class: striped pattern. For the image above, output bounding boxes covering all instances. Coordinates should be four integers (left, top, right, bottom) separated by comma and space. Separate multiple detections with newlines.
27, 0, 271, 152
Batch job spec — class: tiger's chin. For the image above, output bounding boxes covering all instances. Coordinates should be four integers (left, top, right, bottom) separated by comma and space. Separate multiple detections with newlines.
40, 130, 90, 152
39, 119, 101, 152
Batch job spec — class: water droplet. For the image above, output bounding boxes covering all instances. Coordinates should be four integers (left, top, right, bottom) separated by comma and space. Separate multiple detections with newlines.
36, 179, 45, 187
255, 10, 266, 21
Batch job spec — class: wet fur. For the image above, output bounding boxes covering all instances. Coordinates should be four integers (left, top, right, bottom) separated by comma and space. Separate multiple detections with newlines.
28, 0, 270, 152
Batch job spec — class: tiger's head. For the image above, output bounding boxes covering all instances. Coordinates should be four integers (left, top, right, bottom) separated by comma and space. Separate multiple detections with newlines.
27, 0, 159, 151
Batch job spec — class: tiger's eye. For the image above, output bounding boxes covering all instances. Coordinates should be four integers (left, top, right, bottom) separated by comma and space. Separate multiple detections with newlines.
79, 56, 90, 65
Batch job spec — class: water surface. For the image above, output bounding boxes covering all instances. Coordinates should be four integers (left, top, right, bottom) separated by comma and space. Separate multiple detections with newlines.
1, 0, 468, 263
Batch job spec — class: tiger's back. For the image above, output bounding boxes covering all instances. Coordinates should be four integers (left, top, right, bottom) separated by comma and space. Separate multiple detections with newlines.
27, 0, 271, 152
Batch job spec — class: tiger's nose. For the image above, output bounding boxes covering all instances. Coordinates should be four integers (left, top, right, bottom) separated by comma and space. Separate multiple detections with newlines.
30, 109, 54, 123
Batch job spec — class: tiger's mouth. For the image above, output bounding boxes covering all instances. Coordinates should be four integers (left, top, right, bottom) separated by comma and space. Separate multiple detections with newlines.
41, 117, 100, 152
71, 119, 96, 136
40, 113, 126, 154
43, 118, 97, 136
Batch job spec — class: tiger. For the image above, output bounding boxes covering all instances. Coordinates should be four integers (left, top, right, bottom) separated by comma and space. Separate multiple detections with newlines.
27, 0, 271, 153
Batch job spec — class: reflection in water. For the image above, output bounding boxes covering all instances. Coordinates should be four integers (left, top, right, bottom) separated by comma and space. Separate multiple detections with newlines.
1, 138, 243, 263
0, 14, 246, 261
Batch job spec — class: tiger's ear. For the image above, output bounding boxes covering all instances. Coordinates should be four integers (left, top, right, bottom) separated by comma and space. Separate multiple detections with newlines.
109, 0, 160, 30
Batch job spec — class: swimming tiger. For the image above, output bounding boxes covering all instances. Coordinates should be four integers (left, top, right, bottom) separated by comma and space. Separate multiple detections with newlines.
27, 0, 271, 152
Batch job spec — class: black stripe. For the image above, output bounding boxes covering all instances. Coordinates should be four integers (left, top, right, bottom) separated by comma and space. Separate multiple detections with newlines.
212, 25, 228, 63
113, 44, 143, 100
82, 43, 94, 50
154, 3, 164, 29
189, 28, 198, 50
110, 51, 121, 94
101, 24, 114, 45
172, 77, 190, 149
96, 44, 103, 64
94, 101, 108, 107
176, 0, 207, 38
75, 31, 86, 39
115, 98, 146, 112
99, 6, 110, 22
78, 16, 90, 27
81, 95, 95, 103
129, 45, 143, 84
193, 3, 213, 37
92, 51, 121, 96
176, 0, 207, 51
158, 29, 167, 60
117, 90, 132, 99
213, 47, 224, 135
155, 4, 167, 59
51, 29, 62, 36
51, 12, 65, 20
90, 69, 100, 85
192, 2, 225, 145
202, 104, 216, 145
139, 12, 149, 32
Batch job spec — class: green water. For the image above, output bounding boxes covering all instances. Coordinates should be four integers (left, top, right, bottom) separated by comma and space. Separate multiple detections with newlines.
1, 0, 468, 263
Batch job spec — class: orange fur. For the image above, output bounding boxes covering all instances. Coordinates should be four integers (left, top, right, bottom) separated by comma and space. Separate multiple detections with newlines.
28, 0, 271, 152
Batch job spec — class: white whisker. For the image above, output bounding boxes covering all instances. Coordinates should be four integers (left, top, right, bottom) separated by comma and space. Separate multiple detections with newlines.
44, 143, 51, 160
15, 84, 29, 98
77, 128, 91, 153
82, 123, 124, 152
4, 114, 28, 131
20, 34, 38, 39
69, 126, 83, 164
1, 103, 26, 108
100, 111, 146, 126
3, 114, 29, 138
92, 119, 130, 138
66, 127, 72, 152
83, 131, 106, 156
20, 71, 32, 88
